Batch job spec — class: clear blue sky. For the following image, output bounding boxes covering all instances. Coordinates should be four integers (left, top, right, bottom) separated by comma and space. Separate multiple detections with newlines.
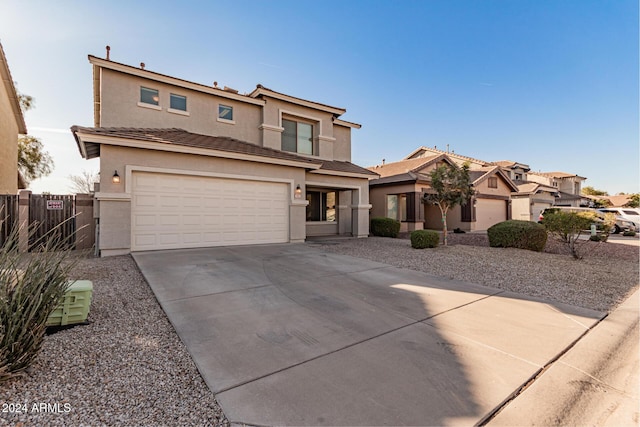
1, 0, 638, 194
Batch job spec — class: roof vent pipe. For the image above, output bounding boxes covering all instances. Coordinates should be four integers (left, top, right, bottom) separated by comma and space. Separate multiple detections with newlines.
382, 158, 385, 165
140, 62, 145, 70
106, 45, 110, 61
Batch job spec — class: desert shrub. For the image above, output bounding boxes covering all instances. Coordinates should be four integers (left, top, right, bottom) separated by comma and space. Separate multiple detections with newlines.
487, 220, 547, 252
453, 228, 465, 233
410, 230, 440, 249
370, 217, 401, 238
541, 210, 612, 259
0, 224, 78, 384
623, 230, 636, 237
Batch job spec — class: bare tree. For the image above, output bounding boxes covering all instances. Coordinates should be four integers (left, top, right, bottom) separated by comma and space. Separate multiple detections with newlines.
68, 170, 99, 194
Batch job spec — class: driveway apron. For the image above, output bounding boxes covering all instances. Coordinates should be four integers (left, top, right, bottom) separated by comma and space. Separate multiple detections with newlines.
133, 244, 604, 426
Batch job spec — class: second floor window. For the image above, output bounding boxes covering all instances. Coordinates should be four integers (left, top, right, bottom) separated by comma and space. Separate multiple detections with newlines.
170, 94, 187, 111
218, 105, 233, 121
140, 87, 159, 105
488, 177, 498, 188
282, 119, 313, 155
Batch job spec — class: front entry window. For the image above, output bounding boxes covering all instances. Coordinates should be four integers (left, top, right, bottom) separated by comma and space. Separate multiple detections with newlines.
386, 194, 407, 221
306, 191, 336, 221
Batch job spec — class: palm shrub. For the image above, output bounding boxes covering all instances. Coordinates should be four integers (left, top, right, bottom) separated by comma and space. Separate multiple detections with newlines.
0, 223, 77, 384
410, 230, 440, 249
487, 220, 547, 252
370, 217, 401, 238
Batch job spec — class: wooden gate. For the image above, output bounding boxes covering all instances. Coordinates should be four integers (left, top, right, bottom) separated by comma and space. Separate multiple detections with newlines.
0, 194, 18, 246
29, 194, 76, 251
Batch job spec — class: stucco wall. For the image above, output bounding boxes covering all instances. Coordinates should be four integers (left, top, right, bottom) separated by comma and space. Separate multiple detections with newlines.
97, 145, 308, 254
0, 78, 19, 193
332, 125, 352, 162
99, 69, 263, 144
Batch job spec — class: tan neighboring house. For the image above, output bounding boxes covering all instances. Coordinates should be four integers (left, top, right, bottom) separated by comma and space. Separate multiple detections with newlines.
0, 42, 27, 194
72, 54, 377, 256
368, 154, 517, 232
527, 171, 587, 207
511, 182, 559, 222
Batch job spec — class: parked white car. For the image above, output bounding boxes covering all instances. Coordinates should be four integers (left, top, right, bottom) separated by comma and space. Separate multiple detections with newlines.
598, 208, 640, 233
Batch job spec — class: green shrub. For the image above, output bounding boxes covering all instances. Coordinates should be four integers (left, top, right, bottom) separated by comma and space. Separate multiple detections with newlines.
542, 210, 611, 259
370, 217, 401, 238
410, 230, 440, 249
623, 230, 636, 237
0, 224, 78, 384
487, 220, 547, 252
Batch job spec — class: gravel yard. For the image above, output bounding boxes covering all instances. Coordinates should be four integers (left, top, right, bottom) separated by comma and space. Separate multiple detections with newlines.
1, 234, 637, 426
317, 233, 639, 312
0, 255, 229, 427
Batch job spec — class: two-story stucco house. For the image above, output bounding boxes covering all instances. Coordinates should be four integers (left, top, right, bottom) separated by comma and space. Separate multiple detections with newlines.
72, 53, 377, 256
0, 42, 27, 194
527, 171, 587, 207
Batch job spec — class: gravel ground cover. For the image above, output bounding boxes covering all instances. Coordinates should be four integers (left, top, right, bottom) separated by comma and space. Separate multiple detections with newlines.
0, 255, 229, 427
1, 234, 637, 426
318, 233, 639, 313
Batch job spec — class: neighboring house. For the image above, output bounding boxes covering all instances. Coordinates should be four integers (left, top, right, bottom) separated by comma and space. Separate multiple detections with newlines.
73, 53, 376, 256
405, 146, 592, 220
527, 171, 587, 207
489, 160, 531, 182
511, 182, 559, 222
0, 42, 27, 194
368, 155, 517, 232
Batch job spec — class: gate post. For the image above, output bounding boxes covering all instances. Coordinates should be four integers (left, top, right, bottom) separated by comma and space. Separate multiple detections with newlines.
75, 194, 95, 250
18, 189, 31, 252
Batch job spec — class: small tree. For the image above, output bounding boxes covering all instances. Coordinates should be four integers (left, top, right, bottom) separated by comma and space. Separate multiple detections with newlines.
15, 90, 54, 186
422, 162, 475, 246
581, 186, 608, 196
18, 135, 54, 185
542, 210, 613, 259
624, 194, 640, 208
68, 170, 99, 194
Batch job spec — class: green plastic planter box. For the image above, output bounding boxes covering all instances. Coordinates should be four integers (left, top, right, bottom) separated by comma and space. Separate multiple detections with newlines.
46, 280, 93, 326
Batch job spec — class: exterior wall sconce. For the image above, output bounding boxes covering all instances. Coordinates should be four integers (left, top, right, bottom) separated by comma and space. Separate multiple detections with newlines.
294, 184, 302, 199
112, 170, 121, 184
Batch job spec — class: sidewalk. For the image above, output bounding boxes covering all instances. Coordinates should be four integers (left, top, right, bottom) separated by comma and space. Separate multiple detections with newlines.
488, 289, 639, 426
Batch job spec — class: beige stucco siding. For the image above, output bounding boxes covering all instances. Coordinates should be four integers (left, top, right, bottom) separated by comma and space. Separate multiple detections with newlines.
97, 145, 307, 254
332, 125, 351, 162
0, 78, 19, 193
99, 69, 263, 144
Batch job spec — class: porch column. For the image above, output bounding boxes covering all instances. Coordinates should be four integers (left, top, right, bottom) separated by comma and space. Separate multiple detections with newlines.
351, 189, 372, 238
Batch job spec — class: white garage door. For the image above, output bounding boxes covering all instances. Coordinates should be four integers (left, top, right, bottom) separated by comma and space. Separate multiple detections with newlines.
475, 199, 507, 230
131, 172, 289, 251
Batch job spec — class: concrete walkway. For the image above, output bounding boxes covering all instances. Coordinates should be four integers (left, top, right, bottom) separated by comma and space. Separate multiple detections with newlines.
133, 244, 605, 426
488, 289, 639, 426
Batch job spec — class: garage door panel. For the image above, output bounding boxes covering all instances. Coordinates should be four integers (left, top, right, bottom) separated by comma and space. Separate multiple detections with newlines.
131, 172, 289, 251
476, 199, 507, 230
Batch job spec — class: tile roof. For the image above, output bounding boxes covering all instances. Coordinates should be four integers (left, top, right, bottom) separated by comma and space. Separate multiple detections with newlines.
406, 146, 489, 165
367, 155, 441, 178
530, 171, 586, 179
319, 160, 378, 176
71, 126, 323, 165
72, 127, 375, 177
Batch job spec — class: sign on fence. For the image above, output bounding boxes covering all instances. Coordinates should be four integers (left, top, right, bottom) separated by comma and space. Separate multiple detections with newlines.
46, 200, 64, 210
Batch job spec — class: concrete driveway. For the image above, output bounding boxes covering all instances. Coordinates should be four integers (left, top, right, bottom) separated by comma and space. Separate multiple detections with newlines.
133, 244, 604, 426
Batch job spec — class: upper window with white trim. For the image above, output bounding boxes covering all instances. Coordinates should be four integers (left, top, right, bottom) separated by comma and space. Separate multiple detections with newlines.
282, 119, 313, 155
218, 104, 233, 121
140, 87, 159, 106
170, 93, 187, 111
